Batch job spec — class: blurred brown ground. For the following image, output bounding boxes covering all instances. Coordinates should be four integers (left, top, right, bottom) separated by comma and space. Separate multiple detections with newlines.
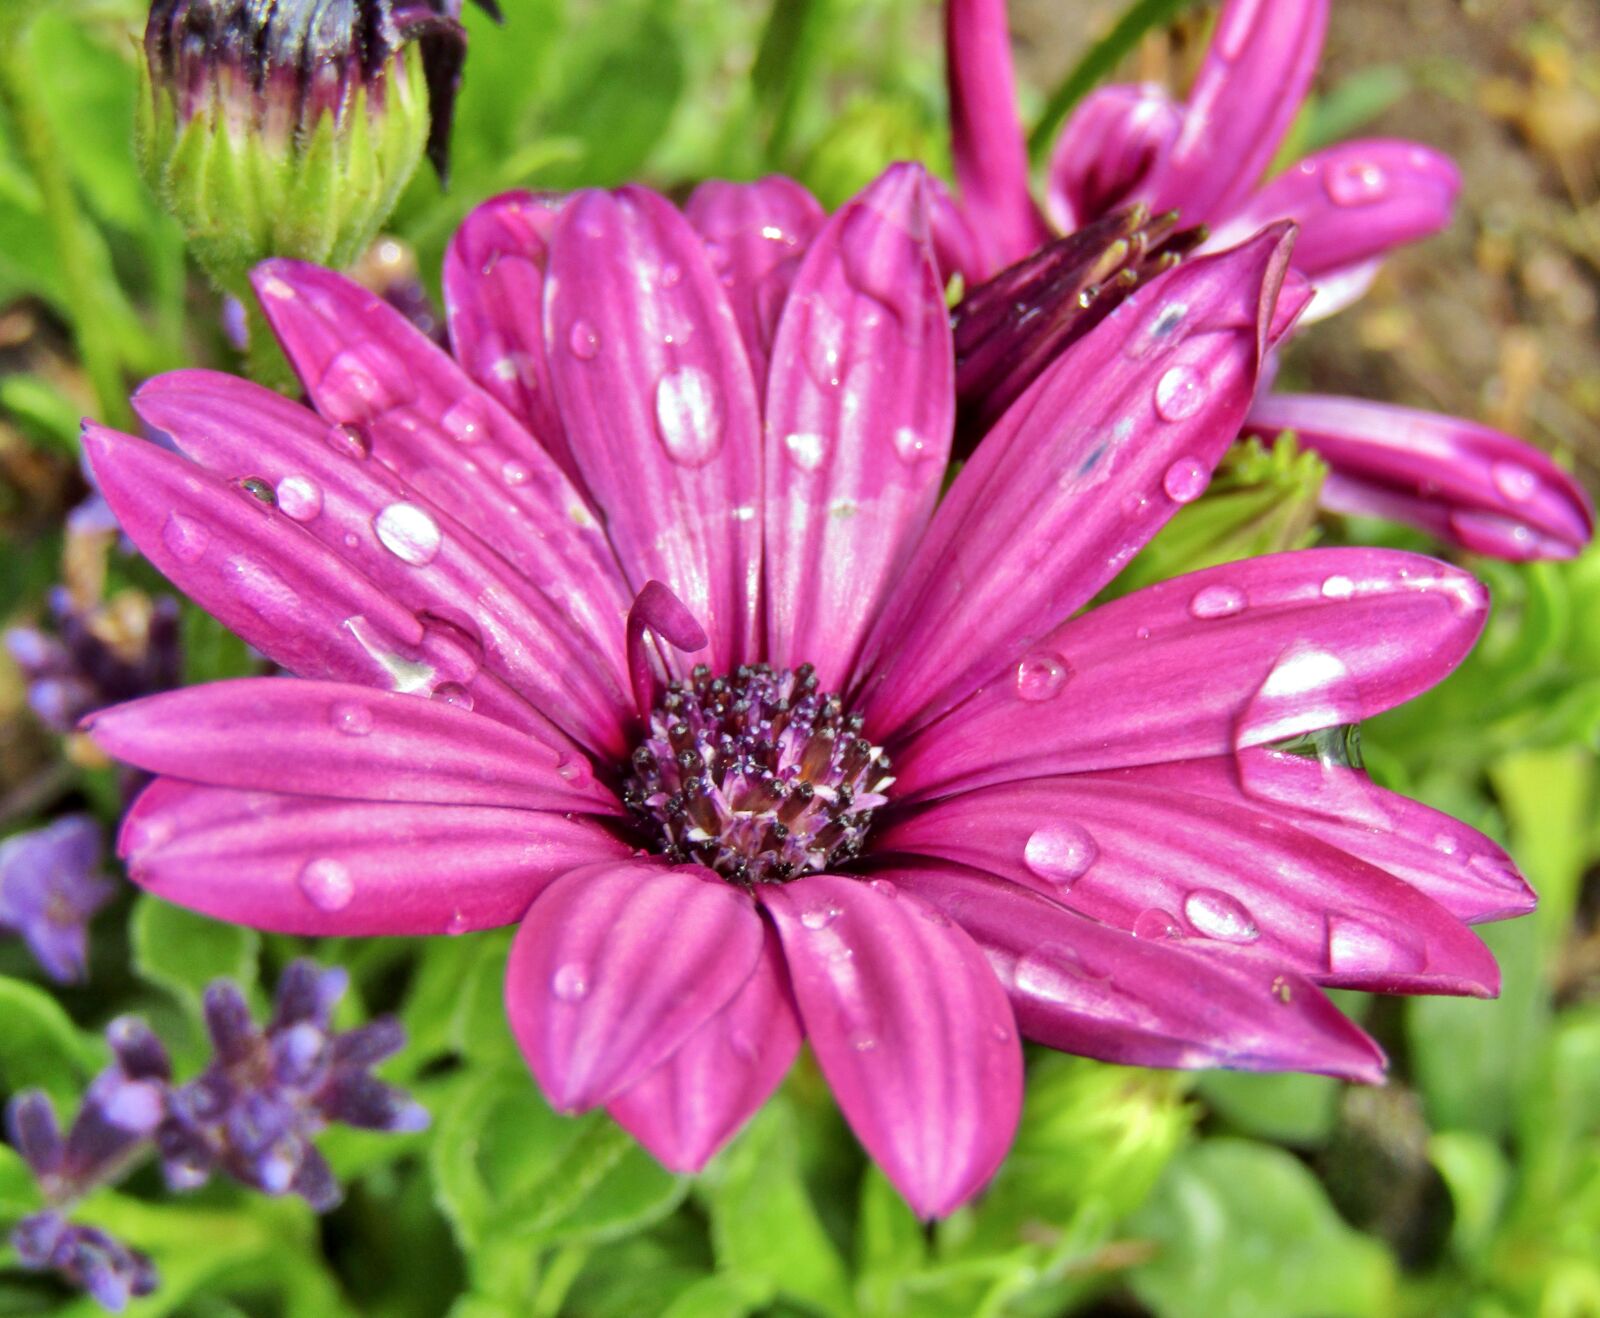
1011, 0, 1600, 492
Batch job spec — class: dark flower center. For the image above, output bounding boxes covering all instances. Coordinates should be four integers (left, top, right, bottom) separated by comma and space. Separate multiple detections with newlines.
622, 663, 893, 885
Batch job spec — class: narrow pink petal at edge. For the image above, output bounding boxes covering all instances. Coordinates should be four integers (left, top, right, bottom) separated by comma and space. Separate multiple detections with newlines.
763, 873, 1022, 1218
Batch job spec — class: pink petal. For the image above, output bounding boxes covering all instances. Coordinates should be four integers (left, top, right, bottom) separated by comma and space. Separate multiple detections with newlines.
890, 547, 1487, 801
133, 370, 635, 757
120, 777, 628, 935
250, 261, 633, 635
875, 773, 1499, 995
1245, 393, 1594, 561
763, 164, 955, 688
684, 177, 825, 390
855, 225, 1297, 740
1045, 83, 1184, 231
442, 191, 573, 475
1209, 141, 1460, 280
85, 678, 617, 814
886, 861, 1386, 1082
607, 925, 801, 1172
1154, 0, 1329, 225
1112, 753, 1537, 925
926, 174, 988, 289
944, 0, 1049, 273
505, 860, 764, 1112
763, 874, 1022, 1218
545, 187, 764, 670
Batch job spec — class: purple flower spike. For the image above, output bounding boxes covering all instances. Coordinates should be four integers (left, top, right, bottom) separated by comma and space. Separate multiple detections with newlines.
87, 165, 1530, 1217
156, 959, 426, 1210
1245, 395, 1595, 560
0, 817, 115, 984
12, 1211, 157, 1313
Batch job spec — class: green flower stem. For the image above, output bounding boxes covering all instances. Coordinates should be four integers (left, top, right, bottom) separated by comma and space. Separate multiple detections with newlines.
0, 32, 134, 431
502, 1118, 637, 1243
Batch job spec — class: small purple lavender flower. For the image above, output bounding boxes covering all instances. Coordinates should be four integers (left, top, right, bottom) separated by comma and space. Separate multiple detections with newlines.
157, 960, 427, 1210
10, 1213, 158, 1313
0, 817, 115, 984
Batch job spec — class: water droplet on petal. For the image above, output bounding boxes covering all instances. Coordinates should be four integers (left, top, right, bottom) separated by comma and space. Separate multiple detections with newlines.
1235, 643, 1360, 750
1325, 911, 1425, 975
501, 460, 531, 486
1189, 583, 1246, 619
324, 423, 371, 461
892, 427, 932, 465
373, 502, 442, 565
1491, 460, 1537, 503
1320, 575, 1355, 600
654, 366, 724, 467
432, 682, 474, 711
1162, 456, 1209, 503
440, 395, 491, 444
1015, 650, 1071, 702
1133, 908, 1183, 940
299, 858, 354, 912
556, 754, 589, 783
800, 904, 842, 930
1154, 365, 1206, 421
1014, 941, 1116, 1009
161, 512, 210, 564
446, 910, 471, 935
1183, 889, 1259, 943
331, 701, 374, 736
1433, 832, 1460, 857
1023, 822, 1097, 889
568, 320, 600, 360
991, 1023, 1012, 1043
319, 348, 409, 423
1324, 159, 1389, 207
552, 963, 590, 1001
850, 1033, 878, 1053
238, 476, 276, 505
275, 475, 323, 522
784, 431, 827, 472
869, 879, 899, 899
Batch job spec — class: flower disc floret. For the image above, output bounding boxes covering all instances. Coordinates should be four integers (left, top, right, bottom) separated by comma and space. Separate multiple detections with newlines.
622, 662, 892, 885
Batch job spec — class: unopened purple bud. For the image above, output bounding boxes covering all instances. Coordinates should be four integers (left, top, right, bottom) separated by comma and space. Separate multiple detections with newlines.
201, 981, 256, 1063
6, 1092, 65, 1178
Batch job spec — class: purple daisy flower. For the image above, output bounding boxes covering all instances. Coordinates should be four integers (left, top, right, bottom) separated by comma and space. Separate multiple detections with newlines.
944, 0, 1593, 560
82, 165, 1530, 1217
0, 817, 115, 984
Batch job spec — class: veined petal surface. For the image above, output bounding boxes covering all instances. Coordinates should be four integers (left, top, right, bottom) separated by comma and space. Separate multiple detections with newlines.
1046, 84, 1184, 232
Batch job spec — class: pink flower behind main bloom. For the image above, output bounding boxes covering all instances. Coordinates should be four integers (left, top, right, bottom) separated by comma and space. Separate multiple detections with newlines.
85, 164, 1530, 1217
945, 0, 1592, 561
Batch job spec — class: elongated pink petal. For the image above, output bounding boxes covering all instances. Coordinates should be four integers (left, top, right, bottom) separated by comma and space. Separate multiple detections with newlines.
251, 261, 633, 636
626, 580, 709, 719
545, 187, 764, 670
607, 925, 801, 1172
855, 226, 1296, 739
1245, 394, 1594, 561
1209, 141, 1459, 280
876, 774, 1498, 995
763, 165, 954, 688
120, 778, 628, 935
133, 370, 635, 757
1111, 754, 1537, 924
926, 174, 987, 288
1045, 84, 1184, 231
891, 547, 1487, 800
763, 874, 1021, 1218
505, 861, 764, 1112
684, 177, 825, 390
945, 0, 1048, 273
443, 191, 573, 475
886, 862, 1386, 1082
1154, 0, 1329, 225
86, 678, 617, 814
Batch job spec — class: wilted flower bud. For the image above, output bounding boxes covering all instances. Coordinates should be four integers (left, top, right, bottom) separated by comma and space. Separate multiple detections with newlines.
137, 0, 495, 289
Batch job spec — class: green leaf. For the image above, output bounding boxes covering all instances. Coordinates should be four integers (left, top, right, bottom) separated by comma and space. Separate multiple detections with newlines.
0, 371, 86, 454
0, 1144, 42, 1228
1199, 1070, 1340, 1145
129, 893, 260, 1010
0, 974, 103, 1105
1429, 1131, 1510, 1261
659, 1272, 775, 1318
1128, 1139, 1395, 1318
180, 602, 256, 683
699, 1099, 853, 1315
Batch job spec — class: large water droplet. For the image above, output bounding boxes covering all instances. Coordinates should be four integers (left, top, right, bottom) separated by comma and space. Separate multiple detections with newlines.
1132, 908, 1183, 940
552, 963, 590, 1001
1235, 643, 1360, 750
568, 320, 600, 360
300, 858, 354, 912
1183, 889, 1260, 943
441, 395, 491, 444
319, 348, 409, 423
275, 475, 323, 522
1490, 460, 1537, 504
324, 423, 371, 461
374, 502, 443, 566
654, 366, 724, 467
432, 682, 474, 711
1161, 456, 1209, 504
1023, 822, 1098, 889
1154, 365, 1206, 421
1325, 911, 1425, 975
1013, 941, 1116, 1012
1015, 650, 1071, 702
330, 701, 374, 736
784, 431, 827, 472
800, 904, 842, 930
1189, 583, 1246, 619
161, 513, 210, 564
1324, 159, 1389, 207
